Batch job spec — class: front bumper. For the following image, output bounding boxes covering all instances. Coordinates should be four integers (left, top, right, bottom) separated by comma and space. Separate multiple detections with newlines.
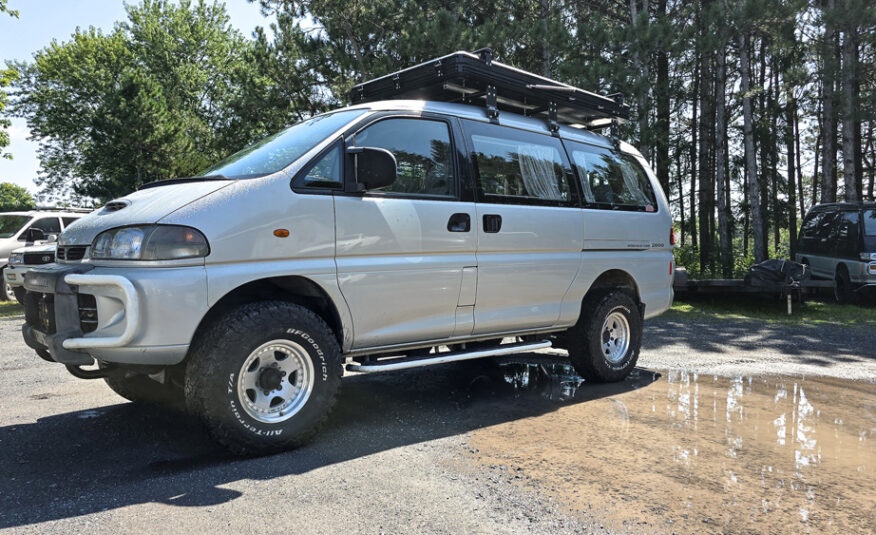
22, 263, 208, 366
3, 264, 28, 287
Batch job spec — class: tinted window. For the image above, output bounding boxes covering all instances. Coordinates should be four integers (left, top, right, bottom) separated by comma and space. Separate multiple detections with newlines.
354, 118, 454, 196
200, 110, 366, 179
799, 212, 822, 238
466, 122, 571, 203
0, 215, 29, 238
24, 218, 61, 239
864, 210, 876, 236
837, 211, 860, 257
62, 217, 80, 227
569, 144, 657, 211
294, 144, 342, 189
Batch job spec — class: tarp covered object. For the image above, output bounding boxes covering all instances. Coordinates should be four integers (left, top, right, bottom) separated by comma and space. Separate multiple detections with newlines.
744, 259, 811, 287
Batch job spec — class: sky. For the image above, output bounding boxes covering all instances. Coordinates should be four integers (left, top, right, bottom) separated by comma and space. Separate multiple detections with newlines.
0, 0, 272, 199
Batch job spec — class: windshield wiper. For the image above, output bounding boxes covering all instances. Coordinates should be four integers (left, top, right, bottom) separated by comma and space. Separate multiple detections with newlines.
138, 175, 229, 190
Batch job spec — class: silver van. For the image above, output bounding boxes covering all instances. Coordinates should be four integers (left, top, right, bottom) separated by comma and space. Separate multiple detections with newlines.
21, 52, 673, 454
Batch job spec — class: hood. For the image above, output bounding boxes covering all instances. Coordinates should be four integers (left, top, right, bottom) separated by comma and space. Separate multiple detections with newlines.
13, 243, 56, 254
60, 180, 233, 246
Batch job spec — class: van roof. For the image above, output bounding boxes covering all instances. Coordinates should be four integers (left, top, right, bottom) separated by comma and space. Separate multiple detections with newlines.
341, 99, 633, 154
809, 202, 876, 212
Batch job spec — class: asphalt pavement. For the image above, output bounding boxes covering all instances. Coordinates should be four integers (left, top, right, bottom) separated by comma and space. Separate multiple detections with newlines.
0, 310, 873, 534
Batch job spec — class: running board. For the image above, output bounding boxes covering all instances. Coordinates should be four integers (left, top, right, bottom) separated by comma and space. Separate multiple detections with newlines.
346, 340, 552, 373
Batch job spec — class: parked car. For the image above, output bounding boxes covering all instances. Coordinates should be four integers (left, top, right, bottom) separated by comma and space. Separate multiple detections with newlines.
4, 243, 57, 304
797, 202, 876, 303
0, 209, 88, 301
20, 51, 674, 455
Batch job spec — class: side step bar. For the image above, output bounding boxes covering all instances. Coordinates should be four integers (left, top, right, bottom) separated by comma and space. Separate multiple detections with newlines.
346, 340, 552, 373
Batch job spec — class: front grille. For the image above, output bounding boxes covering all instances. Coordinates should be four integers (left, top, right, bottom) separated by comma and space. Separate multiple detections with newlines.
78, 294, 98, 333
24, 292, 56, 335
57, 246, 87, 262
23, 252, 56, 265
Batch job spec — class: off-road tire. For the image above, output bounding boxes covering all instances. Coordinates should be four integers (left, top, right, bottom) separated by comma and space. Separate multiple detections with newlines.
185, 301, 342, 456
12, 286, 26, 306
567, 290, 642, 383
103, 372, 185, 407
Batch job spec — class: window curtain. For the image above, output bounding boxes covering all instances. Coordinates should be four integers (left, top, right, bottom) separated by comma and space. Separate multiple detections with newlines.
617, 162, 651, 205
572, 152, 597, 203
517, 144, 563, 200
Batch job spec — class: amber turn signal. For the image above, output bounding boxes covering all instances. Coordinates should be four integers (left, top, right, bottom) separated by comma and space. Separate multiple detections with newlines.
273, 229, 290, 238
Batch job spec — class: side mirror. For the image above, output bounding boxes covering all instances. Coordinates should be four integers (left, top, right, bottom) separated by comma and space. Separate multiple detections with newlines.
46, 234, 58, 243
348, 146, 397, 192
25, 228, 46, 242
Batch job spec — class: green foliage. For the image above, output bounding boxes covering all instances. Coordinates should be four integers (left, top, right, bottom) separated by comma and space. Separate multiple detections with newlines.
11, 0, 257, 202
0, 182, 35, 211
668, 297, 876, 328
0, 66, 16, 160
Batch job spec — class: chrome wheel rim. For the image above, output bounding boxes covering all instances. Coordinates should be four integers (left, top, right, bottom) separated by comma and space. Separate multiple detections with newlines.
3, 280, 12, 300
601, 312, 630, 364
236, 340, 315, 424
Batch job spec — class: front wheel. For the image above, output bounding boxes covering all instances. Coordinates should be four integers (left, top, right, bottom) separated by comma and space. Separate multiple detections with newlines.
567, 291, 642, 383
0, 270, 12, 301
835, 267, 857, 305
185, 301, 342, 456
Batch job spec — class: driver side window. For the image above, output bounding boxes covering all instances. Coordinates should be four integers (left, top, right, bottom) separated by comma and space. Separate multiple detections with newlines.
19, 217, 61, 241
354, 118, 455, 197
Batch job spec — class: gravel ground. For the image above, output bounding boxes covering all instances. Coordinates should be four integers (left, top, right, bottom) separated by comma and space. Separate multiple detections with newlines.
0, 310, 873, 534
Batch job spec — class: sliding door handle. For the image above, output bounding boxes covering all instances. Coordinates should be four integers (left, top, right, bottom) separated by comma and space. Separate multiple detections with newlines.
447, 213, 471, 232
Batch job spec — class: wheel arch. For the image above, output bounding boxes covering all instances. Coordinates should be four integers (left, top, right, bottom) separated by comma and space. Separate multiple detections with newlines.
189, 276, 347, 353
582, 269, 642, 309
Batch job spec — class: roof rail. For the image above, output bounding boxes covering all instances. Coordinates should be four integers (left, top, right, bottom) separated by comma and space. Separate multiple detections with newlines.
33, 206, 94, 213
350, 50, 629, 136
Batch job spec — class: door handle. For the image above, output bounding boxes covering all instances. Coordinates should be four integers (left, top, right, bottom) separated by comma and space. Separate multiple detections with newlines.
447, 213, 471, 232
483, 214, 502, 233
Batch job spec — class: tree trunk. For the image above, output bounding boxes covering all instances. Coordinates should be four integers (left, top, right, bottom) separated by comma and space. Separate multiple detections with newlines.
655, 0, 670, 197
841, 20, 857, 201
794, 104, 805, 219
786, 93, 798, 260
822, 0, 837, 203
677, 154, 686, 245
740, 32, 765, 263
630, 0, 650, 160
690, 54, 699, 248
715, 42, 731, 276
540, 0, 551, 78
698, 13, 714, 272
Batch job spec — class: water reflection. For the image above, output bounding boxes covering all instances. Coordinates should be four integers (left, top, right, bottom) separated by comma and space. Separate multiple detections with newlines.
472, 359, 875, 534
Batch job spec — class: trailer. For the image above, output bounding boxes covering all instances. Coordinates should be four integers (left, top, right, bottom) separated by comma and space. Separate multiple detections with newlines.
672, 267, 835, 315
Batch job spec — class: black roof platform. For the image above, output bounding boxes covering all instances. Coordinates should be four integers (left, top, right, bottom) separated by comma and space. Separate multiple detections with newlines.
349, 49, 629, 134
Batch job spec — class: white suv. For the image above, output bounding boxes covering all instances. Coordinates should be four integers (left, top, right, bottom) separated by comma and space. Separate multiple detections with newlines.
0, 209, 87, 300
20, 52, 673, 455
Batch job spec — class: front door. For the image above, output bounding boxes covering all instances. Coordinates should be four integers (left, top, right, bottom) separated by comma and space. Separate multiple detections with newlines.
462, 120, 583, 335
335, 115, 477, 349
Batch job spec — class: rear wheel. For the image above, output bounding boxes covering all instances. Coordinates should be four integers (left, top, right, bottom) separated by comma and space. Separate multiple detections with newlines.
835, 266, 857, 305
185, 301, 342, 456
567, 290, 642, 383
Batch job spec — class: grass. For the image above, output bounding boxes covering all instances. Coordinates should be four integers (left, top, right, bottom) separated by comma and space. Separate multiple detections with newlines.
0, 300, 23, 318
665, 295, 876, 327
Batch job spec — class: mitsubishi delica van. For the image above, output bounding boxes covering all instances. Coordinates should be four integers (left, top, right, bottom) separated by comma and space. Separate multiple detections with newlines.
797, 202, 876, 303
20, 51, 674, 455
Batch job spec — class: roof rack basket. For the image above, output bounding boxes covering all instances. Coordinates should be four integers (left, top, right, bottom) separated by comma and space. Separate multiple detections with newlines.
349, 49, 629, 133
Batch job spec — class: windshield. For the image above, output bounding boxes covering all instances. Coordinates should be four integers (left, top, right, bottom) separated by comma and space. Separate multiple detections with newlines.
0, 215, 29, 239
864, 210, 876, 236
199, 109, 367, 179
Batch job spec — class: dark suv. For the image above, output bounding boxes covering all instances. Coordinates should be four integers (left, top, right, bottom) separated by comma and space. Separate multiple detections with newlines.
797, 202, 876, 303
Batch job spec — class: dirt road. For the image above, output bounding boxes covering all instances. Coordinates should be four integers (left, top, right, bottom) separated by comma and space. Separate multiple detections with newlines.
0, 312, 873, 534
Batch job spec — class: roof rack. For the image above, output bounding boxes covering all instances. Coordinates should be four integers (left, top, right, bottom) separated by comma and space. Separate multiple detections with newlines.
33, 206, 93, 213
349, 49, 629, 136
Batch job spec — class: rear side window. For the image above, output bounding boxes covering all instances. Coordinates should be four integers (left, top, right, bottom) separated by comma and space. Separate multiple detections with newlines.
62, 217, 80, 227
567, 142, 657, 212
464, 121, 573, 204
864, 210, 876, 236
354, 118, 455, 197
799, 212, 823, 238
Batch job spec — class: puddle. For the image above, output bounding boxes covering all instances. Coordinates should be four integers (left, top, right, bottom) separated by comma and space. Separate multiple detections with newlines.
468, 361, 876, 534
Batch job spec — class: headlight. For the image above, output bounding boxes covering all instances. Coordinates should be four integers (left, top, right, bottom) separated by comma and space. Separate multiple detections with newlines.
91, 225, 209, 260
9, 252, 24, 265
